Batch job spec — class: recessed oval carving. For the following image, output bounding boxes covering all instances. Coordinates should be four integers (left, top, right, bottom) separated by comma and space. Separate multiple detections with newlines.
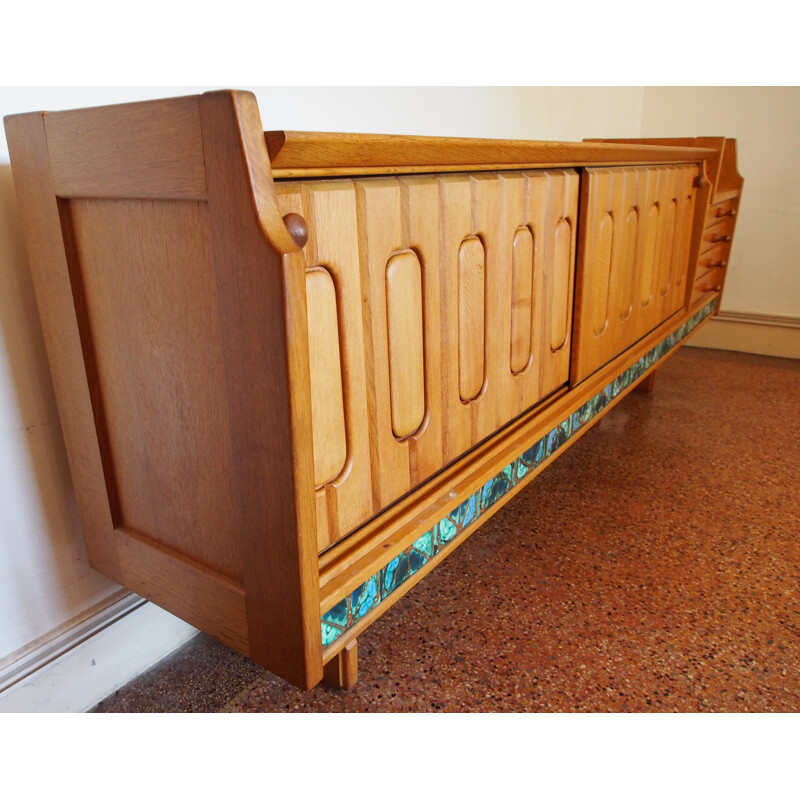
641, 203, 659, 307
510, 226, 534, 374
618, 207, 638, 321
659, 198, 677, 296
385, 250, 426, 439
305, 267, 347, 487
591, 213, 613, 336
551, 218, 572, 351
458, 236, 486, 401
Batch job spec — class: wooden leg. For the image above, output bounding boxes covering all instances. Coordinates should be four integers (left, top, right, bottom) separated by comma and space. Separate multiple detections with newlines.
636, 369, 658, 394
323, 639, 358, 689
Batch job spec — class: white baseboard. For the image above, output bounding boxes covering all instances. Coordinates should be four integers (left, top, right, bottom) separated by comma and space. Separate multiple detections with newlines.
685, 310, 800, 359
0, 591, 197, 713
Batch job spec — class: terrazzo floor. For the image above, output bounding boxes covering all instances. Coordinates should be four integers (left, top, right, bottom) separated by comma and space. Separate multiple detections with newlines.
92, 346, 800, 713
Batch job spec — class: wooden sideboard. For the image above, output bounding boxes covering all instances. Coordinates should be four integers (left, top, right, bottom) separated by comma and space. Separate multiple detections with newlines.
4, 91, 743, 689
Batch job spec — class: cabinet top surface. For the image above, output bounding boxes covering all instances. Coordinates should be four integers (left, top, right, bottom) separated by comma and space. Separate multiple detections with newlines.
265, 130, 718, 178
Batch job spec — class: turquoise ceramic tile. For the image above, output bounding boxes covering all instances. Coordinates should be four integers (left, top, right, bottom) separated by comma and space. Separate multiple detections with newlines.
321, 622, 344, 647
437, 516, 458, 546
351, 575, 379, 620
407, 545, 428, 574
412, 530, 434, 558
481, 470, 513, 509
321, 598, 349, 646
452, 493, 479, 530
381, 554, 404, 596
521, 438, 546, 468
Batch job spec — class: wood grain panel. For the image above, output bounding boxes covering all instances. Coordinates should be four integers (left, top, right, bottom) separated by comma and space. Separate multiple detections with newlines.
438, 175, 475, 461
305, 267, 347, 486
572, 164, 698, 384
385, 251, 425, 439
550, 219, 573, 351
44, 96, 207, 200
274, 180, 375, 552
116, 528, 249, 655
658, 197, 678, 298
65, 198, 241, 579
530, 170, 579, 404
457, 236, 486, 402
591, 213, 614, 336
354, 178, 413, 510
4, 112, 123, 580
618, 207, 638, 321
399, 176, 444, 483
640, 186, 660, 307
276, 169, 577, 549
199, 90, 323, 687
305, 182, 376, 548
510, 226, 534, 374
266, 130, 716, 177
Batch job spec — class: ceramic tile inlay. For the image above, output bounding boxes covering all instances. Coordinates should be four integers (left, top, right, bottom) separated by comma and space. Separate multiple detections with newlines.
321, 299, 717, 647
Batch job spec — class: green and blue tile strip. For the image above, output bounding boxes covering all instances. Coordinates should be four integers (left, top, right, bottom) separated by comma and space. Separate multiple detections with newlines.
321, 299, 717, 647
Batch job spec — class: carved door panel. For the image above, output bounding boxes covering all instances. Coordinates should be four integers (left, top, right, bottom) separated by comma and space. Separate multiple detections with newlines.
571, 165, 698, 384
276, 169, 578, 551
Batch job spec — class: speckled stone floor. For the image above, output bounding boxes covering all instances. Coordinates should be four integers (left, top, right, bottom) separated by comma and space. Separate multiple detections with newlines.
92, 346, 800, 713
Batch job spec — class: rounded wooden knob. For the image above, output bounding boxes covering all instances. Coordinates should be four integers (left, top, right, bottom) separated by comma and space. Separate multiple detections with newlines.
283, 213, 309, 248
711, 260, 728, 268
717, 207, 737, 218
712, 234, 732, 243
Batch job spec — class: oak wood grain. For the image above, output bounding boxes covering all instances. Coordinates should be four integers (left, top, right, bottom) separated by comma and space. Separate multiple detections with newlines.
510, 225, 534, 374
571, 165, 698, 384
199, 90, 323, 688
44, 95, 207, 200
267, 130, 716, 177
457, 236, 487, 402
385, 250, 426, 439
305, 267, 348, 486
4, 112, 124, 577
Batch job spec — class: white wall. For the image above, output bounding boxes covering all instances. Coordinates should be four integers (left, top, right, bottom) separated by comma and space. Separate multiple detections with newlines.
0, 86, 644, 708
642, 87, 800, 318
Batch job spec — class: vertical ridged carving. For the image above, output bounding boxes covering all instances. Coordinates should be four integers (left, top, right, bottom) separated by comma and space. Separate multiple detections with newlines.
458, 236, 486, 401
280, 169, 579, 550
659, 198, 677, 296
573, 166, 697, 386
305, 267, 347, 487
510, 226, 534, 373
551, 218, 572, 350
619, 207, 638, 321
592, 212, 613, 336
385, 250, 426, 438
641, 204, 659, 307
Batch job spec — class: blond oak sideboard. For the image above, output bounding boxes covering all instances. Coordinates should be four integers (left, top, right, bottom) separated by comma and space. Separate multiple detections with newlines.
4, 91, 743, 689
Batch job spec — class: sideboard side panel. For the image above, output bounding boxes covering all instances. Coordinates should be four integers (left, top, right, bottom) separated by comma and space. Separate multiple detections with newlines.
60, 198, 242, 579
199, 91, 323, 688
3, 102, 255, 658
